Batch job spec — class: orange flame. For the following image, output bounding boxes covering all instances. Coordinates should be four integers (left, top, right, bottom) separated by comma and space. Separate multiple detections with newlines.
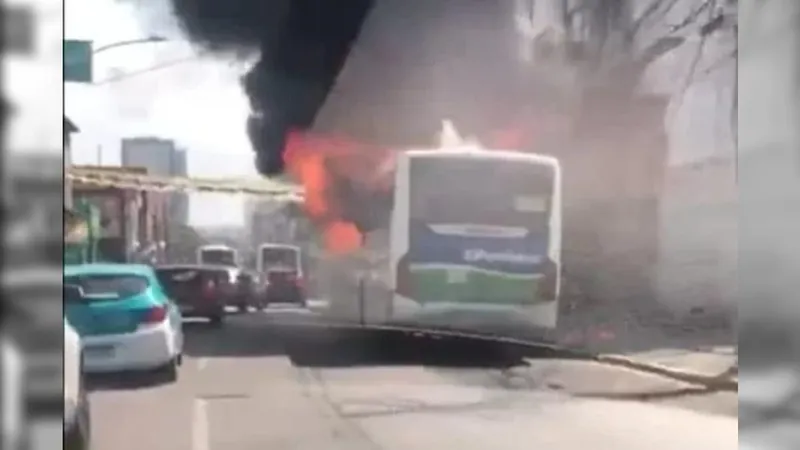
282, 122, 536, 255
323, 220, 362, 253
284, 130, 391, 254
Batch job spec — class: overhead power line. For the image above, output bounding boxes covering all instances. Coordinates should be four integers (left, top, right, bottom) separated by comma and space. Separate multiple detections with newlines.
94, 51, 213, 85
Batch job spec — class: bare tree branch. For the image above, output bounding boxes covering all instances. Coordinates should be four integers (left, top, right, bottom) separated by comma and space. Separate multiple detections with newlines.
668, 0, 715, 34
628, 0, 682, 43
681, 35, 710, 95
668, 0, 720, 128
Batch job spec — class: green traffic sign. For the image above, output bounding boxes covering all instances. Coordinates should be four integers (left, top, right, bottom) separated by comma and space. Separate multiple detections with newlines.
64, 40, 93, 83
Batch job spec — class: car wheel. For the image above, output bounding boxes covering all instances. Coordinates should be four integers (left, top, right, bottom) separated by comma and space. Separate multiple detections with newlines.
161, 357, 179, 383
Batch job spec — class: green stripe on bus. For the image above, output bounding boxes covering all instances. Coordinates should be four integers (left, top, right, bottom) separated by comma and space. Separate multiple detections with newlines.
408, 268, 541, 305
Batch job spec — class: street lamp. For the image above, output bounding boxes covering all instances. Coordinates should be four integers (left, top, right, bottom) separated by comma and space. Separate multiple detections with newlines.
64, 35, 170, 84
93, 36, 168, 55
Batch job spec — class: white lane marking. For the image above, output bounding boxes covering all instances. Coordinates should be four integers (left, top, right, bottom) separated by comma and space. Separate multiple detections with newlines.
197, 358, 208, 370
191, 398, 209, 450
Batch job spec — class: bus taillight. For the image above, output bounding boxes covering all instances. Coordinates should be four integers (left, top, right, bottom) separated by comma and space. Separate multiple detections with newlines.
202, 280, 217, 300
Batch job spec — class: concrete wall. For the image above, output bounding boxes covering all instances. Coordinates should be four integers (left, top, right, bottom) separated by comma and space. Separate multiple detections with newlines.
650, 1, 737, 319
656, 158, 736, 317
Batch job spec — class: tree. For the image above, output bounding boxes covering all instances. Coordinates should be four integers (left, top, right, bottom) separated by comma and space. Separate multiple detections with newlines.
555, 0, 737, 121
564, 1, 728, 133
541, 0, 737, 307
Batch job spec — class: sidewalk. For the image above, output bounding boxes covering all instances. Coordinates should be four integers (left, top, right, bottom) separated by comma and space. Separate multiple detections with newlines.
557, 293, 735, 354
557, 298, 737, 385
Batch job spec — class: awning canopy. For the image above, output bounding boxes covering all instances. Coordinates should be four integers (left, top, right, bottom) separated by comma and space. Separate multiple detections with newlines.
68, 166, 304, 201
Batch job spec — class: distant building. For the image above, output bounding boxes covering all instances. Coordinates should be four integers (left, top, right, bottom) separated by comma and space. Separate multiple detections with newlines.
120, 137, 190, 226
120, 137, 176, 175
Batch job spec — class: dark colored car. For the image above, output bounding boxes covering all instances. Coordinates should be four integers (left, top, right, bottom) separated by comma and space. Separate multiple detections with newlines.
261, 267, 307, 307
155, 265, 233, 325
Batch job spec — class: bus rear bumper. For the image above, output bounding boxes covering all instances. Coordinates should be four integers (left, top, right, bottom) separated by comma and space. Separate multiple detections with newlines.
388, 299, 558, 342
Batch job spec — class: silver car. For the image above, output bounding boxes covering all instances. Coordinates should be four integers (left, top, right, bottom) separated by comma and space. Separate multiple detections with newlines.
64, 319, 90, 450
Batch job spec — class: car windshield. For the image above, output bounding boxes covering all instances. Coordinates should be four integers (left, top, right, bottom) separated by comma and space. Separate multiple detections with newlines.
64, 1, 744, 448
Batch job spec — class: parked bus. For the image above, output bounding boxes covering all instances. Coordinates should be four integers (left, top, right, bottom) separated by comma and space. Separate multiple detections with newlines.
389, 147, 562, 338
196, 244, 238, 267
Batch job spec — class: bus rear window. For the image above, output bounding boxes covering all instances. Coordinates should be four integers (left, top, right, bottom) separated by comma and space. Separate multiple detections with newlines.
201, 250, 236, 266
409, 158, 554, 227
261, 248, 299, 271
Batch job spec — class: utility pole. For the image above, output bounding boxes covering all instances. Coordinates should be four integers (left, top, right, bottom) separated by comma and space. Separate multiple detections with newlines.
96, 145, 102, 166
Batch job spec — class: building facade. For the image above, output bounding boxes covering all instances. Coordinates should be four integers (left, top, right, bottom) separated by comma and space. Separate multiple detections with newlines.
72, 166, 169, 264
121, 137, 190, 226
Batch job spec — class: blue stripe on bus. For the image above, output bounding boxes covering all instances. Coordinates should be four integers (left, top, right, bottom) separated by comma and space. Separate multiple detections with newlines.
406, 221, 549, 275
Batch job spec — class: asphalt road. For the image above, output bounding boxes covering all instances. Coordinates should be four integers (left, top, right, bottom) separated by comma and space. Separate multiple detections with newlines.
30, 306, 738, 450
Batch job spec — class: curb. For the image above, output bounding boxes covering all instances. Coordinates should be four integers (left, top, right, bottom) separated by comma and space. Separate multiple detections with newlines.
597, 354, 738, 392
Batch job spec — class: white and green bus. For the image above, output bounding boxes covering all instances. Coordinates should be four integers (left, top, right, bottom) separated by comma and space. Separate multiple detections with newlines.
388, 147, 562, 337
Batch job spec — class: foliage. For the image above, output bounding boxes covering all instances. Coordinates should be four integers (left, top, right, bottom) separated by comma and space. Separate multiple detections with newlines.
560, 0, 736, 83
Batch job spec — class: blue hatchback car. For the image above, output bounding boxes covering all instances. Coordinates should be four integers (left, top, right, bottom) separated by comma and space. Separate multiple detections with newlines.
64, 264, 184, 380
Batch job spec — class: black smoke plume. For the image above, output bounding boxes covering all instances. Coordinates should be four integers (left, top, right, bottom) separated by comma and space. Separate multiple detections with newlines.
168, 0, 375, 175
